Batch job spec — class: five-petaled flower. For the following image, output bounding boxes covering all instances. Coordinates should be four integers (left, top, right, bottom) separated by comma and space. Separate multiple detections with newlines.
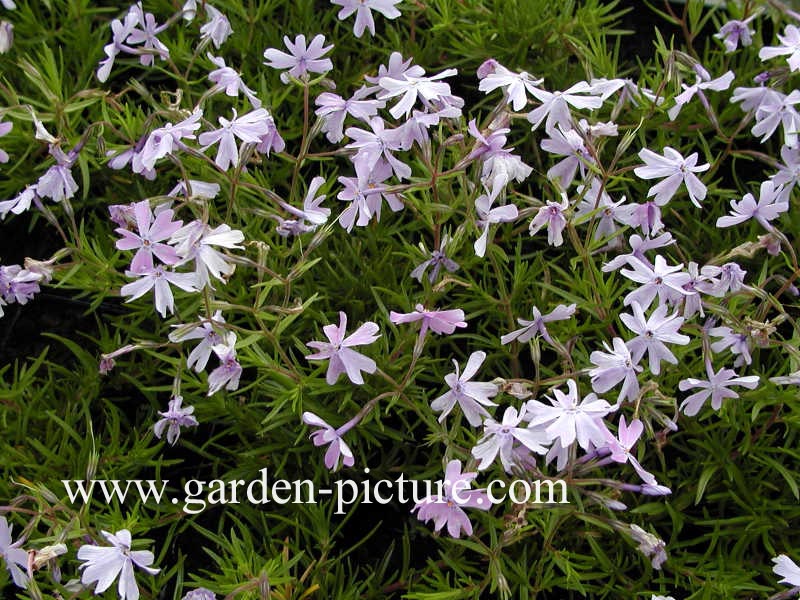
263, 34, 333, 84
306, 311, 380, 385
77, 529, 160, 600
634, 147, 709, 208
431, 350, 499, 426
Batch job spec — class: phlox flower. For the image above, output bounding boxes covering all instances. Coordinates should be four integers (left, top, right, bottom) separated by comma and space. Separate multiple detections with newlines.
255, 110, 285, 156
709, 325, 752, 367
480, 147, 532, 201
378, 68, 458, 119
773, 554, 800, 589
331, 0, 402, 38
620, 255, 691, 310
473, 195, 518, 257
715, 16, 755, 53
749, 89, 800, 146
77, 529, 159, 600
36, 144, 80, 203
615, 200, 664, 236
410, 235, 459, 283
305, 312, 380, 385
0, 516, 28, 588
526, 379, 613, 450
602, 415, 657, 485
0, 20, 11, 54
169, 310, 226, 372
771, 145, 800, 202
478, 62, 543, 111
198, 108, 271, 171
667, 65, 734, 121
574, 179, 629, 243
345, 116, 410, 180
465, 118, 509, 163
0, 263, 43, 305
771, 370, 800, 386
127, 4, 170, 67
602, 232, 675, 272
389, 304, 466, 347
133, 110, 202, 173
154, 395, 198, 445
412, 460, 489, 538
698, 262, 747, 297
120, 265, 198, 318
589, 337, 643, 405
630, 524, 667, 570
541, 127, 594, 188
620, 301, 690, 375
207, 54, 260, 108
337, 161, 403, 231
678, 360, 759, 416
275, 176, 330, 237
716, 180, 788, 230
501, 303, 576, 346
634, 147, 709, 208
315, 87, 383, 143
207, 332, 242, 395
472, 405, 549, 472
115, 200, 183, 272
364, 51, 424, 92
529, 194, 570, 247
200, 4, 232, 49
96, 9, 139, 82
431, 351, 499, 426
527, 81, 604, 133
169, 179, 221, 200
760, 24, 800, 71
302, 411, 357, 470
263, 34, 333, 84
0, 118, 11, 163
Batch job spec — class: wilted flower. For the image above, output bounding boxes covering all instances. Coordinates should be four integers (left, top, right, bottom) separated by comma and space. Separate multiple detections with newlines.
207, 54, 261, 108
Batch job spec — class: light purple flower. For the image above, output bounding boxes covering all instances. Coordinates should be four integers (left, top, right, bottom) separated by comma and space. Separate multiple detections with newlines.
390, 304, 466, 346
410, 235, 459, 283
331, 0, 402, 38
616, 200, 664, 236
302, 411, 356, 470
337, 161, 403, 231
527, 379, 612, 449
634, 147, 709, 208
255, 110, 285, 156
345, 116, 410, 180
529, 194, 570, 246
0, 264, 42, 305
574, 179, 629, 242
472, 406, 549, 471
527, 81, 604, 133
207, 332, 242, 396
749, 89, 800, 145
115, 200, 183, 272
602, 232, 675, 272
709, 325, 752, 367
378, 68, 458, 119
97, 9, 140, 82
263, 34, 333, 84
0, 20, 13, 54
478, 62, 543, 111
182, 589, 216, 600
541, 127, 594, 188
0, 516, 28, 588
715, 17, 755, 53
169, 311, 227, 372
620, 301, 690, 375
364, 51, 424, 89
473, 195, 518, 257
36, 145, 79, 203
77, 529, 159, 600
127, 5, 170, 67
430, 350, 499, 426
133, 110, 203, 173
200, 4, 232, 49
602, 416, 657, 485
716, 180, 788, 230
630, 524, 667, 570
0, 117, 11, 163
207, 54, 260, 108
315, 87, 383, 143
760, 24, 800, 71
199, 108, 271, 171
120, 265, 198, 318
305, 311, 380, 385
480, 147, 532, 201
275, 176, 330, 237
589, 337, 643, 405
171, 221, 244, 289
773, 554, 800, 589
771, 370, 800, 386
0, 185, 37, 219
154, 395, 198, 445
412, 459, 490, 538
620, 255, 691, 310
771, 145, 800, 202
678, 360, 759, 416
699, 262, 747, 297
667, 66, 734, 121
501, 303, 576, 345
169, 179, 221, 200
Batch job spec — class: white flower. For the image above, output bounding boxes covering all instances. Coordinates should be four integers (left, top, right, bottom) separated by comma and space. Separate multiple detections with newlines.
0, 516, 28, 588
77, 529, 159, 600
633, 147, 709, 208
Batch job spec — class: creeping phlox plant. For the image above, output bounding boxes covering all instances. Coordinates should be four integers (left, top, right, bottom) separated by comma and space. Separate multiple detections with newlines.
1, 0, 800, 598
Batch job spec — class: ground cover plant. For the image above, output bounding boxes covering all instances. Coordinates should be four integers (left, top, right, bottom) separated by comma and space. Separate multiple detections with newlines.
1, 0, 800, 598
